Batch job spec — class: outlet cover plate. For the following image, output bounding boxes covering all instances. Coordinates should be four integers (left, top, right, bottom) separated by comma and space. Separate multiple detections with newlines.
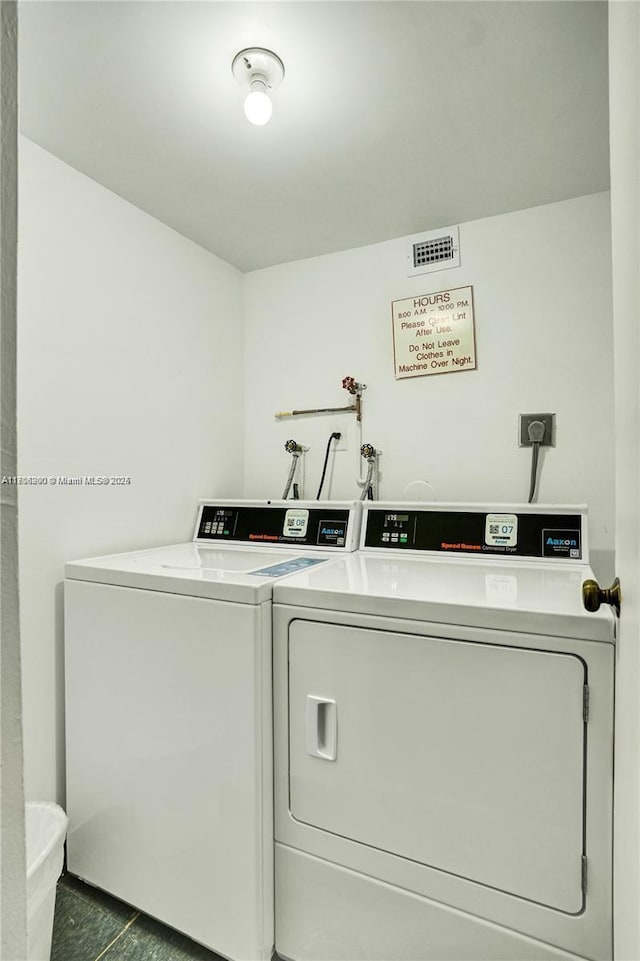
329, 420, 349, 451
519, 413, 555, 447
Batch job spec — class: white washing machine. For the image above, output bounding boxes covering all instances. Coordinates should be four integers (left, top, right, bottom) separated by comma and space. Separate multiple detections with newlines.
64, 499, 361, 961
272, 503, 615, 961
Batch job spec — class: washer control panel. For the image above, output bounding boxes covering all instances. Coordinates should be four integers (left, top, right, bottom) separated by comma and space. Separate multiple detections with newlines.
194, 501, 361, 552
363, 506, 585, 561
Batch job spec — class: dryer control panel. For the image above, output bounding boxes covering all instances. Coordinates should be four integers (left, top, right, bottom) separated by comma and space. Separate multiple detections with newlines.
362, 504, 586, 561
194, 500, 361, 552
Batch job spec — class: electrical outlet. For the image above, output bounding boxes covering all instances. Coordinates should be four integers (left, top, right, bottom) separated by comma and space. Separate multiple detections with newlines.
329, 420, 349, 451
519, 413, 555, 447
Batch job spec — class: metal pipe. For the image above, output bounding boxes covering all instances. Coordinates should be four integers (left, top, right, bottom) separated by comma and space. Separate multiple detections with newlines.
275, 404, 358, 419
275, 376, 367, 423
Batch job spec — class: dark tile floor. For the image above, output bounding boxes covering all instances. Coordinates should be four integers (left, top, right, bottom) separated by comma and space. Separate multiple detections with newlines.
51, 873, 229, 961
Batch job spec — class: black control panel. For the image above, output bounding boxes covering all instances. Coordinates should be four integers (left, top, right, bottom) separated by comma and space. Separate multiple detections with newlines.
196, 504, 353, 549
364, 509, 583, 560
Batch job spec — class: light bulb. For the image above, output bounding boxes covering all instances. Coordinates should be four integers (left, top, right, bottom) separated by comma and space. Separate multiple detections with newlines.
244, 79, 272, 126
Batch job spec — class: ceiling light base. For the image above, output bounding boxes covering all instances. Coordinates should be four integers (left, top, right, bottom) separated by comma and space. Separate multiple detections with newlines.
232, 48, 285, 93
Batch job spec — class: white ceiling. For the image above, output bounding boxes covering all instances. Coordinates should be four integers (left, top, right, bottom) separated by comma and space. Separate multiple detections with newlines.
18, 1, 610, 272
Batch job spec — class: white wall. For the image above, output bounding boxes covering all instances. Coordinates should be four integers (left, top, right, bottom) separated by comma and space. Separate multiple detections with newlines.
18, 137, 245, 802
243, 192, 614, 576
1, 4, 27, 956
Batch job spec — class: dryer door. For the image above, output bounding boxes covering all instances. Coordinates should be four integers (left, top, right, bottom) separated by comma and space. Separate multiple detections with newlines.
288, 621, 586, 913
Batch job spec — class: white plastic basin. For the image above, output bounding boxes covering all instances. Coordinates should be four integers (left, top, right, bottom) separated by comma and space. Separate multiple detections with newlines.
26, 802, 68, 961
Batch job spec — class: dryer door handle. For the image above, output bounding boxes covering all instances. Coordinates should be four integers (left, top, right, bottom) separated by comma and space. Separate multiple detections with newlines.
305, 695, 337, 761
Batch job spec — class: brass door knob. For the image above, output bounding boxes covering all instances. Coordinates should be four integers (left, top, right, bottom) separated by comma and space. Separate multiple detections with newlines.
582, 577, 621, 616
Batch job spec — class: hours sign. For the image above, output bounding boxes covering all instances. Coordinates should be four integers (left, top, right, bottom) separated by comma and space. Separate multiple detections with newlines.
391, 285, 476, 380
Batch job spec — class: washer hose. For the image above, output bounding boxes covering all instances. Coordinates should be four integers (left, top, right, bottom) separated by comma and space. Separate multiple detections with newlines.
282, 454, 300, 499
359, 460, 374, 501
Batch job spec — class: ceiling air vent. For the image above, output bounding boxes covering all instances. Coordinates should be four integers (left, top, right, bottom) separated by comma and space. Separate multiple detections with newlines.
407, 225, 460, 277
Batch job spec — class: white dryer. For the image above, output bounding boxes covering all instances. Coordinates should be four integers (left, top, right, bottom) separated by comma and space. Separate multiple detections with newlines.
64, 499, 361, 961
272, 503, 615, 961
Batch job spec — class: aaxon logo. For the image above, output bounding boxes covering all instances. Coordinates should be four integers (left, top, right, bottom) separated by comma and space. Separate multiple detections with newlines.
546, 536, 578, 547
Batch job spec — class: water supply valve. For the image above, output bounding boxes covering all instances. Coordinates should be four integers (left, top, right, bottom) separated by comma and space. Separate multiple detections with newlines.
361, 443, 377, 460
358, 443, 380, 501
282, 439, 306, 499
342, 376, 366, 395
342, 376, 367, 420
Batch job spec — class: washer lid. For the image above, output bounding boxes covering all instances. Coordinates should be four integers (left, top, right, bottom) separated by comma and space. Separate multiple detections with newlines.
273, 552, 615, 642
65, 542, 331, 603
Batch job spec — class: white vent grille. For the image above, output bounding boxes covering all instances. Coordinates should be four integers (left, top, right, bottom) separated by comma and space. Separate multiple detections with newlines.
407, 225, 460, 277
413, 236, 454, 267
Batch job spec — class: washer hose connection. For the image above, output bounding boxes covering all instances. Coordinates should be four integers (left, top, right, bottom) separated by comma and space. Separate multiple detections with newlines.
282, 439, 306, 499
358, 443, 380, 501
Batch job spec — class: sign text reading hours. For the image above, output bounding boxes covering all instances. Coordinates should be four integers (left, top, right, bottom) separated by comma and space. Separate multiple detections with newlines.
391, 285, 476, 380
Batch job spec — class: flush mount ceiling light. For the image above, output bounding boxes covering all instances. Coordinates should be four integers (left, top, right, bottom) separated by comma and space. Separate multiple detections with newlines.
232, 47, 285, 126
